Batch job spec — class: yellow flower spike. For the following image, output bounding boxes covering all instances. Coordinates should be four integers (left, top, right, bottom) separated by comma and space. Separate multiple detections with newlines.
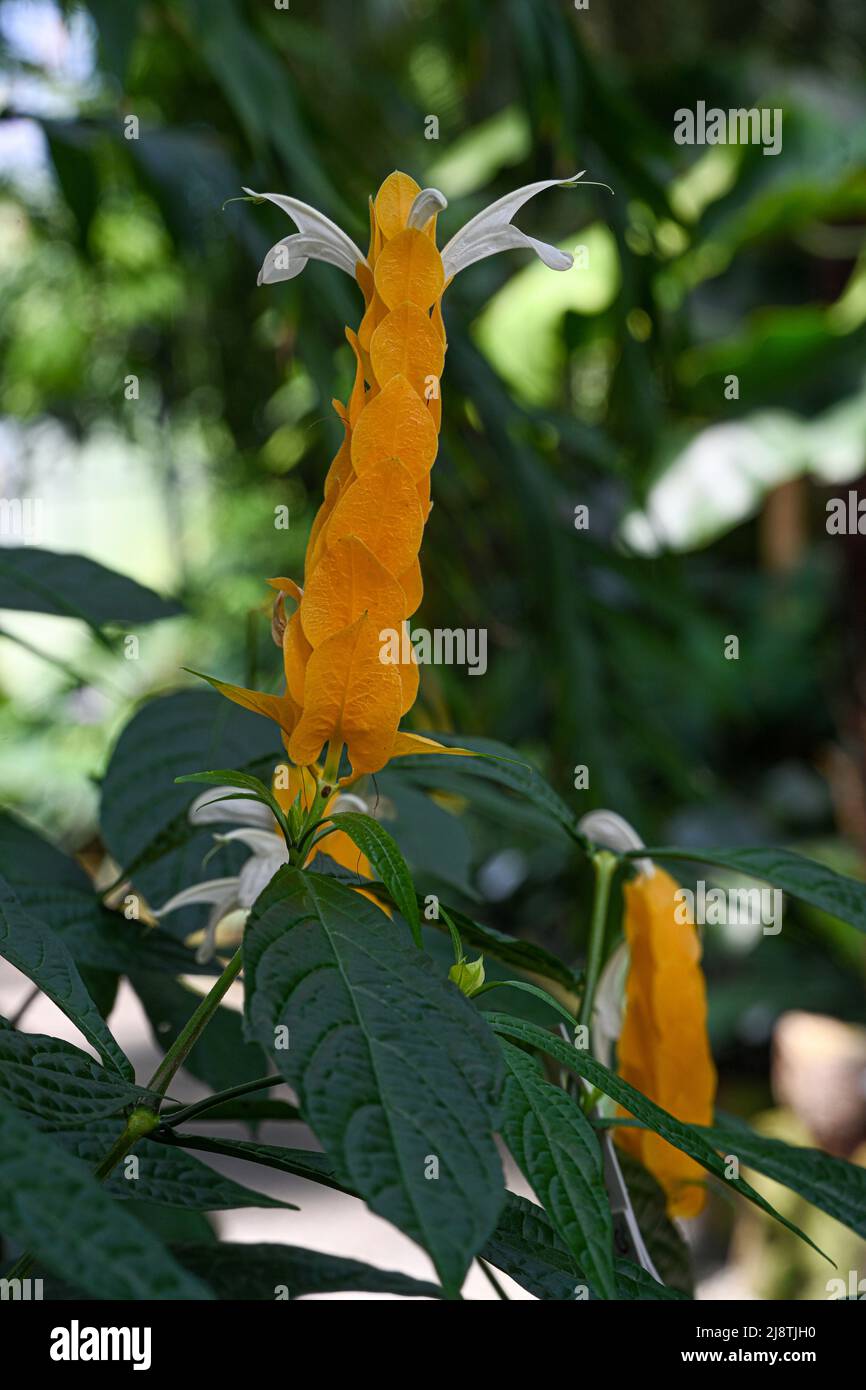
349, 374, 438, 481
617, 865, 717, 1219
370, 301, 445, 397
325, 456, 424, 578
373, 171, 423, 241
374, 228, 446, 311
299, 535, 406, 648
215, 170, 584, 780
288, 613, 402, 775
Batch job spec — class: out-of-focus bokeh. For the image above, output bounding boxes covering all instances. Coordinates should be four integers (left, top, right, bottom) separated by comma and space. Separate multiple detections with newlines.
2, 0, 866, 1297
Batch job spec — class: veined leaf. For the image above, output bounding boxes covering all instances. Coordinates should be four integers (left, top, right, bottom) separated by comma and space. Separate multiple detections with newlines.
53, 1119, 296, 1213
243, 866, 506, 1296
100, 690, 280, 921
0, 812, 212, 976
390, 732, 587, 844
0, 1096, 210, 1300
0, 1029, 145, 1127
639, 845, 866, 935
0, 546, 182, 629
701, 1120, 866, 1241
324, 811, 421, 944
0, 877, 132, 1080
171, 1241, 444, 1299
155, 1131, 348, 1194
499, 1041, 615, 1296
482, 1193, 685, 1301
487, 1013, 831, 1264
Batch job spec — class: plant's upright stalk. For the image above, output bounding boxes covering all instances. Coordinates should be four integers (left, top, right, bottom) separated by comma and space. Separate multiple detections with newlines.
146, 947, 244, 1099
578, 850, 618, 1033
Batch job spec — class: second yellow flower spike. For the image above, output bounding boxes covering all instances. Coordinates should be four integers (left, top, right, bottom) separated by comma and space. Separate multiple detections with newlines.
616, 866, 717, 1218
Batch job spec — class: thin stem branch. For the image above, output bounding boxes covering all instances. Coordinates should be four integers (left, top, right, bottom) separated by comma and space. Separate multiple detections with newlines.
477, 1257, 509, 1300
146, 948, 244, 1098
160, 1073, 282, 1129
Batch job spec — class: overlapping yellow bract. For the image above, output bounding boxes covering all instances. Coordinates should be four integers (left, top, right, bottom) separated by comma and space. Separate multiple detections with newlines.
616, 867, 718, 1218
217, 171, 460, 779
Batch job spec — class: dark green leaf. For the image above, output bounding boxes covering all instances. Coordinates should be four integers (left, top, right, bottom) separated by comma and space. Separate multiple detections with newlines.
100, 691, 280, 920
640, 845, 866, 935
0, 876, 132, 1079
423, 897, 582, 995
156, 1130, 347, 1194
390, 733, 586, 845
488, 1013, 830, 1263
0, 547, 181, 628
325, 811, 421, 944
701, 1120, 866, 1241
53, 1119, 296, 1213
0, 1096, 210, 1299
172, 1241, 443, 1299
0, 1029, 144, 1128
0, 813, 210, 976
499, 1040, 615, 1297
243, 866, 506, 1296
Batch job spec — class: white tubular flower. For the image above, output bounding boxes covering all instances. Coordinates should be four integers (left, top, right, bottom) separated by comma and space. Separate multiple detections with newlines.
243, 187, 366, 285
154, 788, 288, 963
578, 809, 654, 880
440, 173, 586, 279
242, 170, 605, 291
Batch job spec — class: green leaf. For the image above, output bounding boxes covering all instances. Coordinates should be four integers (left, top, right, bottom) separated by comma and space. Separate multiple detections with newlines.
171, 1241, 444, 1300
0, 877, 132, 1080
0, 1096, 210, 1300
131, 972, 266, 1092
0, 547, 181, 630
499, 1040, 615, 1297
422, 898, 582, 995
487, 1014, 831, 1264
482, 1193, 580, 1299
53, 1120, 297, 1213
0, 1029, 145, 1128
700, 1120, 866, 1241
0, 812, 210, 976
483, 1194, 687, 1300
639, 845, 866, 935
390, 732, 586, 845
101, 691, 280, 918
155, 1131, 347, 1194
324, 811, 421, 945
243, 866, 506, 1296
176, 766, 291, 841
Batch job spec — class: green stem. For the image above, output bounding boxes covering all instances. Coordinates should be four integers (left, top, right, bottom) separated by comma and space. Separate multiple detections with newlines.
146, 948, 245, 1099
578, 850, 618, 1032
477, 1257, 509, 1300
161, 1073, 281, 1129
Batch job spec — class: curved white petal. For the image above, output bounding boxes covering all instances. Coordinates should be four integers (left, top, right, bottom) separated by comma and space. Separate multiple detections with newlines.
194, 905, 249, 964
441, 173, 584, 280
189, 788, 274, 830
258, 233, 359, 285
237, 851, 288, 907
407, 187, 448, 230
154, 877, 240, 917
328, 792, 368, 815
578, 809, 654, 880
244, 187, 365, 282
213, 827, 286, 858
